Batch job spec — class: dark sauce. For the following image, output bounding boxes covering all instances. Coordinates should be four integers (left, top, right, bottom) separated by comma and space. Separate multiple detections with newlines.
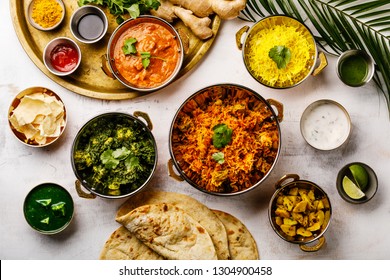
77, 14, 104, 41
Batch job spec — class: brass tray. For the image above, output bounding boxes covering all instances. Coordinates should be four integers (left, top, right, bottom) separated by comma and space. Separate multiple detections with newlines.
10, 1, 221, 100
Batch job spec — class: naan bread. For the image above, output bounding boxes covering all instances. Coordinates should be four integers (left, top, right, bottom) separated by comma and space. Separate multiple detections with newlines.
116, 203, 218, 260
116, 191, 230, 260
99, 226, 164, 260
212, 210, 259, 260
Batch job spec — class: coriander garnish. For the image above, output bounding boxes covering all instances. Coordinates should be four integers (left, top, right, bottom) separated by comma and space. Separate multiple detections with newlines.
269, 45, 291, 69
212, 124, 233, 148
212, 152, 225, 164
122, 37, 165, 69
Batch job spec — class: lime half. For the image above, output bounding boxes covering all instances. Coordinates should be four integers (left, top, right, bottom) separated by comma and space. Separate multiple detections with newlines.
342, 176, 366, 200
349, 164, 369, 191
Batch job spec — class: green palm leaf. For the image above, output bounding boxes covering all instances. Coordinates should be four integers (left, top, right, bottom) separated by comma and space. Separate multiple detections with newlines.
240, 0, 390, 116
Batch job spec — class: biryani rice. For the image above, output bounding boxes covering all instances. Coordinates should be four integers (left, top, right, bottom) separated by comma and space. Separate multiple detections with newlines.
171, 86, 279, 193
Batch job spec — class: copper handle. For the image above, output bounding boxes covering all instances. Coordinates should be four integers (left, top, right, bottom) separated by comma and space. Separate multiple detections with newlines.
101, 54, 116, 79
167, 159, 184, 182
133, 111, 153, 131
299, 236, 326, 252
275, 174, 300, 190
235, 25, 249, 50
75, 180, 96, 199
312, 52, 328, 76
267, 99, 284, 123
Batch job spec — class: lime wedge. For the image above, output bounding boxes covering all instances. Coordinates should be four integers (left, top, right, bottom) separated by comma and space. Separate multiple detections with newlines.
342, 176, 366, 200
349, 164, 369, 191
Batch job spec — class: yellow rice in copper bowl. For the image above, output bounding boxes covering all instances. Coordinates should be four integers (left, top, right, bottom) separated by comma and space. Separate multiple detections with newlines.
242, 15, 317, 89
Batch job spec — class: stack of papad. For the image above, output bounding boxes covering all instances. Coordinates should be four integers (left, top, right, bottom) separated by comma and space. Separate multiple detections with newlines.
100, 191, 259, 260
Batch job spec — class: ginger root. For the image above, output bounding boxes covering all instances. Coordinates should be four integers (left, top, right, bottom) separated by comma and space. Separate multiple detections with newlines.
173, 6, 213, 40
150, 0, 177, 22
170, 0, 213, 18
152, 0, 247, 40
169, 0, 246, 20
212, 0, 247, 20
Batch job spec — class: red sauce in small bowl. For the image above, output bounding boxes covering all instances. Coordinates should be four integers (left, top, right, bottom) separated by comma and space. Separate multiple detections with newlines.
50, 44, 79, 72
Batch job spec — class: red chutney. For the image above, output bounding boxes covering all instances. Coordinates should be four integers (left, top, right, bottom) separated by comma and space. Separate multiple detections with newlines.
50, 44, 79, 72
113, 22, 181, 88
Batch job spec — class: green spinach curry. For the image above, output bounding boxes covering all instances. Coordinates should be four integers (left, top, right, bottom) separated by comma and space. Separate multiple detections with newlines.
73, 114, 156, 196
24, 183, 74, 234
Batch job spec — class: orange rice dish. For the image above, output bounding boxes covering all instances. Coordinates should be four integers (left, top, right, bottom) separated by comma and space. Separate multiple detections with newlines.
171, 86, 279, 193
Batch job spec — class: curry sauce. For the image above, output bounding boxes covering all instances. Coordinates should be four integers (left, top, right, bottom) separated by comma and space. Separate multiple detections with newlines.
113, 22, 181, 89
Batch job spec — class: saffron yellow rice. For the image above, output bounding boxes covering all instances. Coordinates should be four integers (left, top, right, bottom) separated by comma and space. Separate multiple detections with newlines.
244, 16, 316, 88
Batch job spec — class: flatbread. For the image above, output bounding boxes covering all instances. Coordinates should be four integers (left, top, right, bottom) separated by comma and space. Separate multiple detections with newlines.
116, 203, 218, 260
116, 190, 230, 260
99, 226, 164, 260
212, 210, 259, 260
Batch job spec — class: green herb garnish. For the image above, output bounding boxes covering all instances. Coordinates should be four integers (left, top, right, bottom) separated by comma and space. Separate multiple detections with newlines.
122, 38, 165, 69
122, 38, 137, 55
212, 124, 233, 148
269, 46, 291, 69
101, 147, 133, 169
78, 0, 161, 23
212, 152, 225, 164
141, 52, 151, 69
101, 150, 120, 169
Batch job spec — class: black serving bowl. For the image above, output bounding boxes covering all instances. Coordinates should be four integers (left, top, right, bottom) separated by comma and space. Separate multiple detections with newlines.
336, 162, 378, 204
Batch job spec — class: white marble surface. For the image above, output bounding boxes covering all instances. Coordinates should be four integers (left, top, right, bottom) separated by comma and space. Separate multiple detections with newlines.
1, 1, 389, 260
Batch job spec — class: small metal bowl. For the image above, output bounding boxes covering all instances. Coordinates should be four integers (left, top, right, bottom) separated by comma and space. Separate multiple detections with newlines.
43, 37, 81, 76
23, 182, 74, 235
70, 5, 108, 44
336, 162, 378, 204
269, 174, 332, 252
337, 49, 375, 87
27, 0, 65, 31
300, 99, 351, 151
8, 87, 67, 147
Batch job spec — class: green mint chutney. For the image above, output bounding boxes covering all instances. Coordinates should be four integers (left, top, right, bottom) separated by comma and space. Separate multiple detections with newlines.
339, 54, 368, 86
24, 183, 74, 234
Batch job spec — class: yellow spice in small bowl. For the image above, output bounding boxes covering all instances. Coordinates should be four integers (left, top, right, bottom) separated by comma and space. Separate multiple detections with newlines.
31, 0, 64, 29
244, 16, 316, 88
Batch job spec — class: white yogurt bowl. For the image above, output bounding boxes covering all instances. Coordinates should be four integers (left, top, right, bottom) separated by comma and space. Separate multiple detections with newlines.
300, 100, 351, 151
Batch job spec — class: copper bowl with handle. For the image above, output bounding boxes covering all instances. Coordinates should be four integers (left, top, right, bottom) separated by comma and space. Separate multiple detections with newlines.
168, 83, 283, 196
269, 174, 332, 252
